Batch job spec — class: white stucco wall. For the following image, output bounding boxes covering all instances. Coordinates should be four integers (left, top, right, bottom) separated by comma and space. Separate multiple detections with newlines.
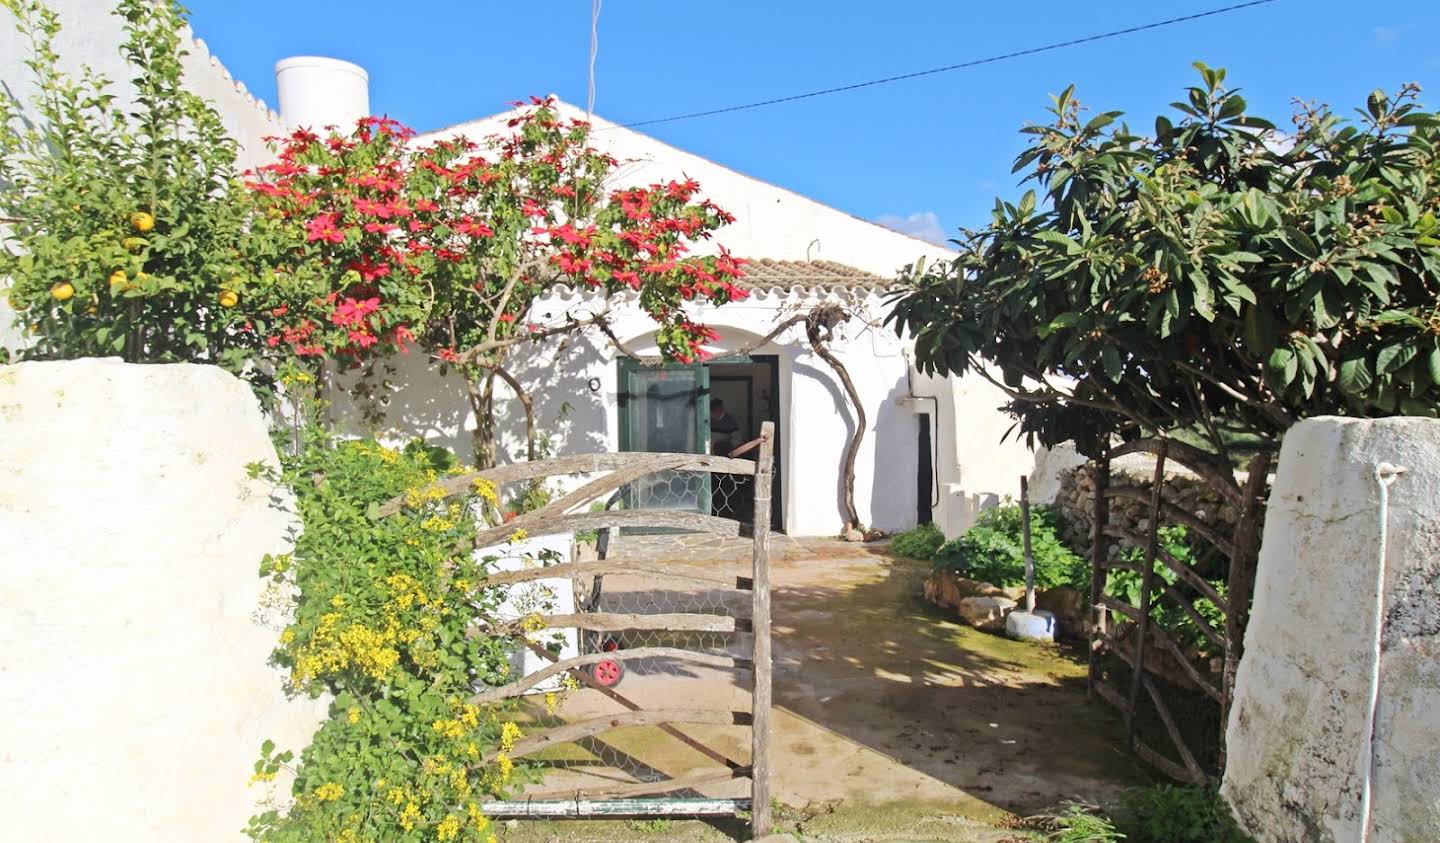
908, 365, 1042, 537
0, 0, 287, 355
0, 359, 326, 841
1223, 416, 1440, 843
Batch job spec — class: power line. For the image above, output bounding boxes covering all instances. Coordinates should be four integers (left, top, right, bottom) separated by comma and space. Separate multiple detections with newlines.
587, 0, 603, 119
620, 0, 1277, 129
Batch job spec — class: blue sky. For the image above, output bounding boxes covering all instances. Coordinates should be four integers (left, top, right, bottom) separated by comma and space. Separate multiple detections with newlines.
185, 1, 1438, 246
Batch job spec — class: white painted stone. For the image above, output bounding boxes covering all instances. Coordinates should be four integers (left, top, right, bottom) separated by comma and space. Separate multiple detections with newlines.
0, 359, 327, 842
1005, 609, 1056, 642
478, 531, 579, 692
956, 595, 1016, 632
1223, 416, 1440, 843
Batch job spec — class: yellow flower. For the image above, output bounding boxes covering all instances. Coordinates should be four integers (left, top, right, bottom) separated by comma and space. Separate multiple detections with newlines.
330, 594, 347, 608
519, 612, 547, 633
386, 787, 407, 806
436, 815, 461, 840
499, 722, 523, 753
347, 706, 361, 724
458, 704, 480, 729
421, 515, 456, 532
399, 801, 421, 832
247, 770, 276, 785
471, 477, 499, 505
432, 718, 467, 739
508, 528, 529, 543
467, 802, 489, 829
544, 692, 559, 715
496, 752, 514, 783
313, 782, 343, 801
279, 628, 296, 645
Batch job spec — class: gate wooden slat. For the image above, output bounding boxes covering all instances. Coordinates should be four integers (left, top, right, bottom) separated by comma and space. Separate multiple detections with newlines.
485, 709, 751, 764
520, 767, 752, 801
1126, 445, 1167, 746
469, 648, 745, 705
749, 423, 776, 840
499, 611, 736, 634
474, 509, 739, 549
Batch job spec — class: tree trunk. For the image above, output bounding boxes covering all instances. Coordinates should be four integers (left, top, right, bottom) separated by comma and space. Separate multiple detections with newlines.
468, 371, 498, 470
805, 306, 863, 532
489, 363, 537, 462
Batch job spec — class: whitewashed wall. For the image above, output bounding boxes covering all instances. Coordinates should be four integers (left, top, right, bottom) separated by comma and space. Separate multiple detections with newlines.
1223, 416, 1440, 842
909, 365, 1041, 536
0, 358, 326, 842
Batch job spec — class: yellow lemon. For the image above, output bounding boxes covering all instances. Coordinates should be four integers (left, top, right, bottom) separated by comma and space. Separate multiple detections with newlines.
218, 290, 239, 308
51, 282, 75, 301
130, 211, 155, 232
7, 293, 26, 312
109, 270, 129, 289
122, 236, 147, 251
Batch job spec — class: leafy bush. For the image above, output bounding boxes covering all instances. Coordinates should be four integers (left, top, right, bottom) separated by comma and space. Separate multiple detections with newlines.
1107, 526, 1228, 661
1, 0, 259, 368
1115, 786, 1252, 843
934, 502, 1087, 589
246, 417, 559, 842
1046, 802, 1124, 842
890, 522, 944, 560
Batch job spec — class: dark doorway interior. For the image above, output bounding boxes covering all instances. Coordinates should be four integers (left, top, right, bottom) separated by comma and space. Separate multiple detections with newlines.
706, 356, 783, 532
917, 413, 934, 525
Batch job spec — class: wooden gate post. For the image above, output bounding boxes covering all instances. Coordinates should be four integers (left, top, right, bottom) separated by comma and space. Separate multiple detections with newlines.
1087, 448, 1111, 697
1221, 450, 1272, 769
750, 421, 775, 839
1127, 443, 1168, 746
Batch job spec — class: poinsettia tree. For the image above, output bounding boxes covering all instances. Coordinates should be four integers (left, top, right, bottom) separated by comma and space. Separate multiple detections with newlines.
244, 98, 747, 466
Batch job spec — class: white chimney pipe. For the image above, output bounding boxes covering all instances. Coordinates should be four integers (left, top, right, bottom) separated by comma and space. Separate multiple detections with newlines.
274, 56, 370, 130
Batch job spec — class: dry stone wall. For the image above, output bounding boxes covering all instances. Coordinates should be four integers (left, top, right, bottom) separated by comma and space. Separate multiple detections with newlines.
1052, 454, 1241, 560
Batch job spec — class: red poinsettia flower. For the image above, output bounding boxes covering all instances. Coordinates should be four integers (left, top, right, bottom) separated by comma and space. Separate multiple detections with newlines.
306, 213, 345, 244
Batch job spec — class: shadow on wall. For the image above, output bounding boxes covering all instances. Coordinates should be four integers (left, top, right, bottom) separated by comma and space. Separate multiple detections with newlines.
324, 332, 610, 466
868, 373, 918, 532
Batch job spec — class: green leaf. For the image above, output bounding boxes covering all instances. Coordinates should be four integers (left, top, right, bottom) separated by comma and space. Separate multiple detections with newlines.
1377, 342, 1417, 375
1039, 312, 1082, 338
1338, 356, 1374, 395
1268, 347, 1298, 386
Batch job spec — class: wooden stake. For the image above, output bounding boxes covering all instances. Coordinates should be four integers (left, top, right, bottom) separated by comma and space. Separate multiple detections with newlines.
1221, 450, 1272, 771
1087, 449, 1111, 697
1127, 442, 1168, 747
1020, 475, 1035, 613
750, 421, 775, 839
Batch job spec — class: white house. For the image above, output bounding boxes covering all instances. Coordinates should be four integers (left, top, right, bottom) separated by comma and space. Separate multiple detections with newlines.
0, 2, 1039, 538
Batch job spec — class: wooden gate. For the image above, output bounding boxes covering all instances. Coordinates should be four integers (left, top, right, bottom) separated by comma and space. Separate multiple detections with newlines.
428, 422, 776, 837
1085, 439, 1271, 784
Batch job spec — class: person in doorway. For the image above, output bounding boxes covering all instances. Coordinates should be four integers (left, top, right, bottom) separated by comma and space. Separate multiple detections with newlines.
710, 398, 742, 456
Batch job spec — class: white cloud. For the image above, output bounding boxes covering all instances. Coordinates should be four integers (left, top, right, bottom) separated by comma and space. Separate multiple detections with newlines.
873, 211, 948, 245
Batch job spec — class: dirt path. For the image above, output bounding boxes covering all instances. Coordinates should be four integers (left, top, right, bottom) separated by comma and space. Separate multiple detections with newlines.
506, 542, 1147, 841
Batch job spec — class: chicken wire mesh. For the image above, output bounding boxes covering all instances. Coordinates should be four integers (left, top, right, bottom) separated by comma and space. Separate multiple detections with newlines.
502, 467, 759, 798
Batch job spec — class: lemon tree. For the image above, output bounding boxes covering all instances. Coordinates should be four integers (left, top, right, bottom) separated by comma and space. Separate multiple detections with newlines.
0, 0, 256, 367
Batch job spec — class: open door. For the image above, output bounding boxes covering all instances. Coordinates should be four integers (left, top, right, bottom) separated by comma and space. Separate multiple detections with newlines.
616, 359, 711, 515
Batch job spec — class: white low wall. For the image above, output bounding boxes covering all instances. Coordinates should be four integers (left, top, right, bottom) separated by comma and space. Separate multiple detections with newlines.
0, 359, 325, 841
1223, 416, 1440, 842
